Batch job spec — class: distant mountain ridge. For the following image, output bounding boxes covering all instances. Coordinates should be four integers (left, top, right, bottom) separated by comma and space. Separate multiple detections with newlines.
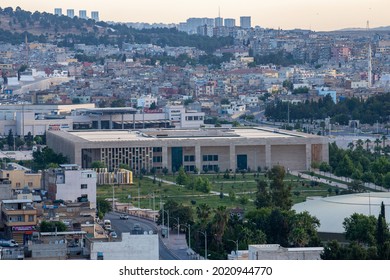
337, 26, 390, 32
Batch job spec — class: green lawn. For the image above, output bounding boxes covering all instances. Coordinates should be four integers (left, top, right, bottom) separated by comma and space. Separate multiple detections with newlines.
97, 173, 341, 212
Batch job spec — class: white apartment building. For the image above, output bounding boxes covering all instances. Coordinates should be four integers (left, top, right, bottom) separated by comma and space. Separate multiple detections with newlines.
137, 95, 158, 108
164, 105, 205, 128
44, 164, 97, 209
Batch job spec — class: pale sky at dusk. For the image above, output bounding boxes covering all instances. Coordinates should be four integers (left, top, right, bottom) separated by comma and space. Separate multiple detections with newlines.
1, 0, 389, 31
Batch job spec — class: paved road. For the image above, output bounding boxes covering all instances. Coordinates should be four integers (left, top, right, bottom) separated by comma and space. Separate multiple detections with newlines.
104, 212, 179, 260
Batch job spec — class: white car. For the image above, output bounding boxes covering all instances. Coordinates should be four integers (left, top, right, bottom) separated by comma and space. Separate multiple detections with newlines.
109, 231, 118, 238
119, 214, 129, 220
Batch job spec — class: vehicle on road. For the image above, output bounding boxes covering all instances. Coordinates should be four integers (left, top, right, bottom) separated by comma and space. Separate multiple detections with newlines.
109, 231, 118, 238
0, 239, 18, 247
133, 223, 141, 231
119, 214, 129, 220
103, 219, 111, 230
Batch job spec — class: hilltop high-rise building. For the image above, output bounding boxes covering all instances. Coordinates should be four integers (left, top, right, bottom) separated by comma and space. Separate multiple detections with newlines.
224, 18, 236, 28
54, 8, 62, 17
215, 17, 223, 27
240, 16, 251, 29
91, 11, 99, 21
79, 10, 87, 19
67, 9, 75, 18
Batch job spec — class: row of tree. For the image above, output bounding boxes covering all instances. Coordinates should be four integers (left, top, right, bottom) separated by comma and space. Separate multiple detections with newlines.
329, 141, 390, 188
265, 93, 390, 125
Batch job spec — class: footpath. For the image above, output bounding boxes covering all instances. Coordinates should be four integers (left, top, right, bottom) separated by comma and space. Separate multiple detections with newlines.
290, 170, 387, 192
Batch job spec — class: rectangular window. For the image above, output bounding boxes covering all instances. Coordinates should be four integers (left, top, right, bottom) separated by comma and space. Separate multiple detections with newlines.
213, 155, 219, 161
28, 215, 34, 222
203, 155, 207, 161
28, 182, 33, 187
153, 156, 162, 163
184, 155, 195, 162
17, 215, 23, 222
185, 165, 195, 172
153, 147, 162, 153
81, 184, 88, 189
207, 155, 213, 161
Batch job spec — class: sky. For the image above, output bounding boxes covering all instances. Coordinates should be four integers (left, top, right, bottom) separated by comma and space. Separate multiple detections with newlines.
1, 0, 389, 31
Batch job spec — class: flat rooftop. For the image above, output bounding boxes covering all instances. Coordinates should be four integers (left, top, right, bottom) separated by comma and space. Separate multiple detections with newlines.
67, 127, 312, 142
293, 192, 390, 234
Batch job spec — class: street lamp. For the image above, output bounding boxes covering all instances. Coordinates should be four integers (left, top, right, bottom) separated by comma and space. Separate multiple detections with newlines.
228, 239, 239, 260
198, 230, 207, 260
161, 209, 169, 241
181, 224, 191, 250
171, 217, 180, 236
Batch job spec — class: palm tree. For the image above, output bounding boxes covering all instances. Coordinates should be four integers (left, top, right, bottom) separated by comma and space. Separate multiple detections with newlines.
374, 138, 382, 158
196, 203, 211, 229
365, 139, 371, 151
347, 142, 355, 150
381, 135, 387, 149
212, 206, 229, 246
356, 139, 364, 150
375, 138, 382, 149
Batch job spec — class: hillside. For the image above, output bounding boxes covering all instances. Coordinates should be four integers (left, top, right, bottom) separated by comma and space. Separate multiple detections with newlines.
0, 6, 233, 52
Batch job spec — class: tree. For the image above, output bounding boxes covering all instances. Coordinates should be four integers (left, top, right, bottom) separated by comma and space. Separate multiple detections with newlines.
91, 161, 106, 169
343, 213, 377, 246
374, 138, 382, 152
254, 179, 272, 208
319, 162, 332, 173
40, 221, 67, 232
7, 129, 14, 150
176, 166, 188, 185
212, 206, 229, 247
349, 180, 365, 193
334, 154, 355, 177
321, 240, 346, 260
268, 165, 292, 210
365, 138, 371, 151
196, 203, 211, 229
267, 208, 292, 246
25, 131, 33, 148
376, 201, 390, 259
111, 99, 126, 107
32, 147, 68, 171
382, 173, 390, 190
15, 136, 25, 149
288, 211, 320, 247
382, 135, 387, 149
356, 139, 364, 150
156, 199, 193, 228
97, 198, 112, 218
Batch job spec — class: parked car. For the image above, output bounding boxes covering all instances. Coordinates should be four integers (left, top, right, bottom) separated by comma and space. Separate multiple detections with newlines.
109, 231, 118, 238
119, 214, 129, 220
0, 239, 18, 247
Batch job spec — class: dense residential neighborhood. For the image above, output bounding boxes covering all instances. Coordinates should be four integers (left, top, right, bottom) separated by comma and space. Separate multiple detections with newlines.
1, 6, 390, 261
